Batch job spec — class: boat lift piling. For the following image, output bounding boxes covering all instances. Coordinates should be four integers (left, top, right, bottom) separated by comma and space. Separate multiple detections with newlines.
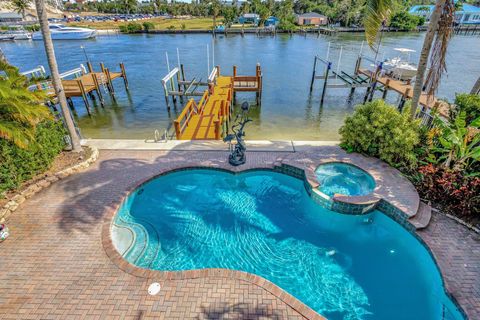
309, 47, 451, 121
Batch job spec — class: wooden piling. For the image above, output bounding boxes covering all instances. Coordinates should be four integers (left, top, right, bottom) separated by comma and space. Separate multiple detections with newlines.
382, 78, 390, 99
321, 62, 331, 104
310, 57, 317, 93
87, 61, 93, 73
91, 73, 104, 106
120, 63, 129, 90
77, 79, 91, 115
105, 68, 115, 96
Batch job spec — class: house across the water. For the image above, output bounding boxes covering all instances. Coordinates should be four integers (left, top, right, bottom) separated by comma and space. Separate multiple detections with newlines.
264, 16, 279, 27
238, 13, 260, 26
409, 3, 480, 24
296, 12, 328, 26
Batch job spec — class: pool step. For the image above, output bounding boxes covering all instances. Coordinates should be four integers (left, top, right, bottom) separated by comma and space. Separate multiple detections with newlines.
409, 201, 432, 230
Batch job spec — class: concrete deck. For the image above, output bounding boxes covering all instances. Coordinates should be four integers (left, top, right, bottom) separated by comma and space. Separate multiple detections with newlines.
82, 139, 340, 152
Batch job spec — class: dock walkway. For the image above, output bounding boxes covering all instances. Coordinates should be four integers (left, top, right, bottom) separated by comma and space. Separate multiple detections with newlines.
174, 65, 262, 140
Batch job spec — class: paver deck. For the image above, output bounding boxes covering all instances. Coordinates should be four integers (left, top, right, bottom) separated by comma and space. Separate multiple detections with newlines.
0, 148, 478, 319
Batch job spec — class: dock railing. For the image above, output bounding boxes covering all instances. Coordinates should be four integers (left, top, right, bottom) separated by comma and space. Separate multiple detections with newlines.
174, 99, 198, 139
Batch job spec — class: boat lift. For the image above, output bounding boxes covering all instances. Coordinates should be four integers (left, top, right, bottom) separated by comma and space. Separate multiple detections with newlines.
309, 42, 383, 104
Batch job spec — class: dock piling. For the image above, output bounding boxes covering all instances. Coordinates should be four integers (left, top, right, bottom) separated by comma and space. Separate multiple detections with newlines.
120, 63, 129, 90
77, 79, 91, 115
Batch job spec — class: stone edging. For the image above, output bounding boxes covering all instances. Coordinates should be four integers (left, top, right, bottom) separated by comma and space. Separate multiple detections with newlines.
0, 146, 99, 224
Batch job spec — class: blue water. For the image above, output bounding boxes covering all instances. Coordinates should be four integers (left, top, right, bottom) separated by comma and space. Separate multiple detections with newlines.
114, 169, 463, 320
2, 33, 480, 140
315, 163, 376, 197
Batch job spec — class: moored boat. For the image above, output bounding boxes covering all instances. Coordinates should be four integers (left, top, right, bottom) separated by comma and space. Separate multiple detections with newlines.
32, 24, 96, 40
383, 48, 418, 81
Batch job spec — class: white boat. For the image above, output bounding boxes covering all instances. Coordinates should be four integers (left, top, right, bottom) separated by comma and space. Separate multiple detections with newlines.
32, 24, 96, 40
383, 48, 418, 81
8, 30, 32, 40
0, 34, 15, 41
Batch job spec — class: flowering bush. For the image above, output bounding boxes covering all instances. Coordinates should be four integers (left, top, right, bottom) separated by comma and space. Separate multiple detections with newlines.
417, 164, 480, 217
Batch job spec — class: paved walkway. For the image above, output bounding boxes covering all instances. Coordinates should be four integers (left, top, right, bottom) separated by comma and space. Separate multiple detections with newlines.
0, 149, 478, 319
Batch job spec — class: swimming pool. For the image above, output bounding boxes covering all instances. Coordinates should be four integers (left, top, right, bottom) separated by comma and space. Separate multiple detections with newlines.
112, 169, 463, 320
315, 162, 376, 197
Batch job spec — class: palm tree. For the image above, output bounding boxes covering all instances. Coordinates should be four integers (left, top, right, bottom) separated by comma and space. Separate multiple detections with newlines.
364, 0, 394, 50
410, 0, 454, 119
0, 60, 52, 148
471, 76, 480, 95
11, 0, 30, 20
33, 0, 82, 152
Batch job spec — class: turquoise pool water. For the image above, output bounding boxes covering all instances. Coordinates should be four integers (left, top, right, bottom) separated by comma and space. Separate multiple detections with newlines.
315, 163, 376, 197
113, 169, 463, 320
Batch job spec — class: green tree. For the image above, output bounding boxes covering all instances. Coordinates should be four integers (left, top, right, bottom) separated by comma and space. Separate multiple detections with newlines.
11, 0, 31, 20
257, 4, 271, 26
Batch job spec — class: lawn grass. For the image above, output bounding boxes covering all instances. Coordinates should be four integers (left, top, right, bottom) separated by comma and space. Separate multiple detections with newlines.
70, 17, 216, 30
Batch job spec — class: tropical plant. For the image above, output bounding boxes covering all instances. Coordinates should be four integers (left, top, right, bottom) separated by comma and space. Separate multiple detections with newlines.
417, 164, 480, 216
0, 60, 52, 148
452, 93, 480, 125
339, 100, 421, 168
11, 0, 30, 20
34, 0, 82, 152
364, 0, 394, 50
428, 112, 480, 172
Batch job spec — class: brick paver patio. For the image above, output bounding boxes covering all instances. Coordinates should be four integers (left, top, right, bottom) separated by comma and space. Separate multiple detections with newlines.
0, 148, 478, 319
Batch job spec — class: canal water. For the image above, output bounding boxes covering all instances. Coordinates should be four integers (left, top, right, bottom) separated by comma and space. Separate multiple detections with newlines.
2, 32, 479, 140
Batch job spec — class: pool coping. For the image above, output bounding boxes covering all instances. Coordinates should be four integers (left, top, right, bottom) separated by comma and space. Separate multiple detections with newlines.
100, 162, 466, 320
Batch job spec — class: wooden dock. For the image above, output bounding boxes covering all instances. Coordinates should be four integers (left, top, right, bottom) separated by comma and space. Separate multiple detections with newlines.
174, 65, 262, 140
37, 62, 128, 115
358, 68, 450, 117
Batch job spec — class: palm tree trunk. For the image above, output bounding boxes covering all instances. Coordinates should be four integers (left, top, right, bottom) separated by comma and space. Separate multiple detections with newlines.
0, 48, 7, 63
471, 76, 480, 94
410, 0, 446, 119
34, 0, 82, 152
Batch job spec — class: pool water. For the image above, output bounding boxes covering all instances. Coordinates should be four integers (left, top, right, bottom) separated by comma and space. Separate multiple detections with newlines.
315, 163, 376, 197
113, 169, 463, 320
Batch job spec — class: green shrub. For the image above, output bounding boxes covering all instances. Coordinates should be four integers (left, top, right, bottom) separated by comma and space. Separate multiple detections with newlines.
119, 22, 143, 33
453, 93, 480, 125
142, 21, 155, 32
0, 120, 66, 195
167, 25, 176, 31
339, 100, 420, 168
389, 11, 424, 31
24, 24, 40, 32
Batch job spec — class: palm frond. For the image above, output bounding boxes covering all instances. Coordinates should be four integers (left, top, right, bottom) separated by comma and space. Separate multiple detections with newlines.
0, 59, 52, 148
424, 0, 455, 100
364, 0, 394, 50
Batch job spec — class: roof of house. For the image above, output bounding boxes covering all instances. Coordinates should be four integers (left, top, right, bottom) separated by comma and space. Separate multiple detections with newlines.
298, 12, 326, 18
0, 12, 23, 19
